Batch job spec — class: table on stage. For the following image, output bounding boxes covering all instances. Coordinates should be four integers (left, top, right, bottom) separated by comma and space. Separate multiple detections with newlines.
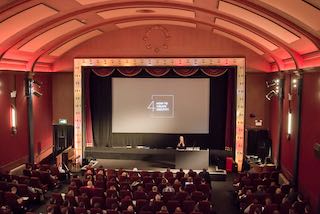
175, 148, 209, 169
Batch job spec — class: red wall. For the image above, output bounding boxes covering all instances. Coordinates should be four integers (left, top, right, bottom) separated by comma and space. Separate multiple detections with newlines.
280, 73, 297, 179
0, 72, 53, 171
298, 72, 320, 212
33, 73, 53, 160
0, 72, 28, 170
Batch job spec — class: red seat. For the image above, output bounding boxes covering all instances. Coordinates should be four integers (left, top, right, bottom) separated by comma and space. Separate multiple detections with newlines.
191, 191, 205, 203
120, 190, 132, 199
175, 191, 189, 203
198, 201, 211, 214
185, 184, 196, 194
263, 204, 279, 214
133, 191, 147, 200
90, 208, 103, 214
120, 199, 133, 211
135, 199, 148, 212
91, 196, 105, 209
153, 200, 165, 212
51, 192, 64, 205
74, 207, 87, 214
92, 188, 105, 197
182, 200, 196, 214
166, 200, 180, 213
106, 198, 118, 209
145, 183, 154, 193
249, 204, 263, 214
106, 189, 119, 198
163, 191, 175, 202
143, 176, 153, 184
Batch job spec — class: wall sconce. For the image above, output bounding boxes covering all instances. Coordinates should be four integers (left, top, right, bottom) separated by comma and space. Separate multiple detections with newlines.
292, 78, 297, 88
10, 105, 17, 134
287, 111, 292, 140
266, 79, 279, 88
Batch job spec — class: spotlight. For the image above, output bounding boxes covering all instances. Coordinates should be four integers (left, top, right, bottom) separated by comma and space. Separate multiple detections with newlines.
32, 91, 42, 97
266, 90, 277, 100
266, 80, 276, 88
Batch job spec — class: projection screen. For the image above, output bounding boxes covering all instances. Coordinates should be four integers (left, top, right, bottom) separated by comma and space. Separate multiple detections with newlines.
112, 78, 210, 133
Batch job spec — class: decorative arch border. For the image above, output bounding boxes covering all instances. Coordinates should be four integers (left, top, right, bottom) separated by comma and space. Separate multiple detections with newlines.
74, 58, 245, 171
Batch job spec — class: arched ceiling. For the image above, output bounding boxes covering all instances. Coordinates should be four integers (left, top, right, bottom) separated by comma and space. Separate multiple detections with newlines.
0, 0, 319, 72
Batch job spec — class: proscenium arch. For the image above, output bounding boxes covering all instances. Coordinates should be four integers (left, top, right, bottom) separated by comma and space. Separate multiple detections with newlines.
73, 57, 246, 171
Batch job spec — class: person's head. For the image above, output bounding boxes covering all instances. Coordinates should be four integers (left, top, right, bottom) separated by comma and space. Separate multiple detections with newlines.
67, 189, 74, 196
111, 203, 118, 211
265, 197, 272, 206
270, 181, 276, 187
257, 185, 264, 192
246, 189, 252, 195
137, 185, 144, 192
173, 179, 180, 185
275, 188, 282, 194
97, 169, 104, 175
127, 205, 134, 212
93, 202, 101, 208
304, 204, 311, 213
154, 194, 162, 202
121, 171, 128, 177
11, 186, 17, 194
201, 178, 206, 184
160, 205, 168, 212
253, 207, 262, 214
87, 180, 93, 187
272, 210, 280, 214
78, 201, 85, 208
86, 169, 93, 175
152, 185, 158, 192
166, 168, 171, 172
179, 168, 183, 172
297, 193, 303, 202
187, 176, 193, 182
179, 136, 184, 142
109, 185, 117, 190
12, 179, 18, 184
175, 207, 182, 213
202, 168, 207, 172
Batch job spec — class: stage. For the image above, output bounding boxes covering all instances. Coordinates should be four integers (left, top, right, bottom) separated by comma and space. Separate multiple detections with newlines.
84, 147, 227, 181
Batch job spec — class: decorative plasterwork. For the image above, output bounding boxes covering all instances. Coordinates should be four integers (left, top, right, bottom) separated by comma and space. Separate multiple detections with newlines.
74, 58, 245, 171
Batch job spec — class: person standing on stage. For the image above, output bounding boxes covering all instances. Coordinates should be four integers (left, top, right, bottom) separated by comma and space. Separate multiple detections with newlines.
177, 135, 186, 149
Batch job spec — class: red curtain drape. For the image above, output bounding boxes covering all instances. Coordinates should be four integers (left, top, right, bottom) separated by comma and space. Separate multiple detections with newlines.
117, 68, 142, 76
173, 67, 199, 76
145, 68, 170, 77
201, 68, 228, 77
85, 73, 93, 147
91, 68, 114, 77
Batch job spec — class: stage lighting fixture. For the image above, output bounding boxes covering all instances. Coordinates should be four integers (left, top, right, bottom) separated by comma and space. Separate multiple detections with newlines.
32, 90, 43, 97
287, 111, 292, 139
265, 90, 276, 100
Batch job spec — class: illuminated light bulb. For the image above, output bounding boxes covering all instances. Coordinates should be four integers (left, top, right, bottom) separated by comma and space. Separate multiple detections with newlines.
288, 112, 292, 135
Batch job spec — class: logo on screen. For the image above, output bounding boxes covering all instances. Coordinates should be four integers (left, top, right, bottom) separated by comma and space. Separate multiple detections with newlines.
147, 95, 174, 118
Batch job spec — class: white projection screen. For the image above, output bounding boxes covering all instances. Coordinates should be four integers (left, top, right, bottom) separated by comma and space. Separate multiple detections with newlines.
112, 78, 210, 133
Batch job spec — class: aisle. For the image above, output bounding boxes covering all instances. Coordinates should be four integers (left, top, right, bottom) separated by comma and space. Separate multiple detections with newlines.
211, 174, 240, 214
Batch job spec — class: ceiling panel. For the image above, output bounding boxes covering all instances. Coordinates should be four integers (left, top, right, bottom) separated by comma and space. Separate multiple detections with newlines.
75, 0, 193, 5
116, 20, 196, 28
213, 29, 265, 55
218, 1, 300, 43
0, 4, 58, 44
258, 0, 320, 31
19, 20, 85, 52
97, 7, 195, 20
49, 30, 103, 56
215, 18, 278, 51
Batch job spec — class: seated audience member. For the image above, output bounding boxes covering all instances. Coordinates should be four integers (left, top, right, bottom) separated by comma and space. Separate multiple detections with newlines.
185, 176, 194, 185
273, 188, 284, 204
162, 183, 175, 193
154, 194, 162, 202
199, 168, 210, 184
287, 187, 298, 204
272, 210, 281, 214
86, 180, 95, 188
160, 205, 168, 213
244, 199, 259, 214
174, 207, 183, 213
292, 194, 305, 214
151, 185, 159, 193
127, 205, 135, 213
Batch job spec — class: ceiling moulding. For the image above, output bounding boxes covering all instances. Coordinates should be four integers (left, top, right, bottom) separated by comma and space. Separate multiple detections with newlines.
218, 1, 300, 44
97, 7, 195, 20
258, 0, 320, 31
215, 18, 278, 51
75, 0, 193, 5
213, 29, 265, 55
116, 20, 196, 29
19, 20, 85, 52
0, 4, 58, 44
49, 30, 103, 57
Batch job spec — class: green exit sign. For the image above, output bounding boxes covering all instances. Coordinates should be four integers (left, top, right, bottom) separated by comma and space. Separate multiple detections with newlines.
58, 119, 67, 124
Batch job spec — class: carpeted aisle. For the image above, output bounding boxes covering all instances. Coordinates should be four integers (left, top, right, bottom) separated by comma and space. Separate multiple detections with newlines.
211, 174, 240, 214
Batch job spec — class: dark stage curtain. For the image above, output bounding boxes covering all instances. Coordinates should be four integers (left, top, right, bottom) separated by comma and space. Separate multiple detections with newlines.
87, 67, 233, 149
